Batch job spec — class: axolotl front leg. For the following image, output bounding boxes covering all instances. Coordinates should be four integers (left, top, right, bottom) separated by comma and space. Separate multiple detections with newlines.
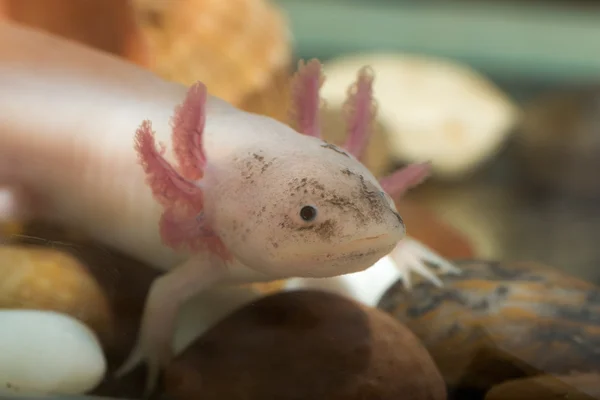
115, 254, 227, 393
115, 83, 234, 396
288, 60, 461, 288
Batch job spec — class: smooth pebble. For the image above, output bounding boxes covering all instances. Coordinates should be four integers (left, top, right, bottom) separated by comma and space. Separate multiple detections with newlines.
0, 309, 106, 395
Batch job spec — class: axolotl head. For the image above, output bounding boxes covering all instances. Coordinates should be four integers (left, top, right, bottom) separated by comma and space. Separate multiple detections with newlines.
135, 60, 429, 280
205, 127, 407, 279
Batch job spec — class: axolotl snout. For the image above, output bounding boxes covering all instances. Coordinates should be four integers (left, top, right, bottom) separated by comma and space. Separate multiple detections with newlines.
201, 122, 406, 278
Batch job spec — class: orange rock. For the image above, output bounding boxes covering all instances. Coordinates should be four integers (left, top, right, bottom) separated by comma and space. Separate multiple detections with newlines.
244, 279, 287, 295
396, 198, 475, 259
0, 244, 113, 344
129, 0, 292, 122
0, 220, 24, 239
0, 0, 142, 61
0, 0, 8, 18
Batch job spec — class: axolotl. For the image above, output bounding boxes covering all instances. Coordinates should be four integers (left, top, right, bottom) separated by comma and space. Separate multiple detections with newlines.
0, 22, 458, 397
118, 60, 455, 394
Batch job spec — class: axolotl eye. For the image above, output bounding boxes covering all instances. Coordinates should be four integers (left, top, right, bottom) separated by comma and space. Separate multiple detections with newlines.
299, 205, 318, 222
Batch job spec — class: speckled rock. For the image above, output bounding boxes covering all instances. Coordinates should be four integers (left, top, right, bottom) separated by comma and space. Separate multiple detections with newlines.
378, 260, 600, 391
514, 86, 600, 199
485, 373, 600, 400
0, 244, 113, 343
164, 290, 446, 400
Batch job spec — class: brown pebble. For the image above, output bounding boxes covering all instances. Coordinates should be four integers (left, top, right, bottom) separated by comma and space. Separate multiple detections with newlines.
378, 261, 600, 391
165, 290, 446, 400
485, 373, 600, 400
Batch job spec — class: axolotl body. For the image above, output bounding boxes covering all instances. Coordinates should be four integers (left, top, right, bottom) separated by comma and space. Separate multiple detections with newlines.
0, 22, 457, 397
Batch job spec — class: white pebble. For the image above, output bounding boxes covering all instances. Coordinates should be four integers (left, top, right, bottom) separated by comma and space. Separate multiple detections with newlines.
0, 310, 106, 396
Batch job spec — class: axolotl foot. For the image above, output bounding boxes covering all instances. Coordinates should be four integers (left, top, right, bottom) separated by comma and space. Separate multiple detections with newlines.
114, 303, 173, 398
113, 255, 228, 398
390, 237, 462, 289
115, 344, 162, 398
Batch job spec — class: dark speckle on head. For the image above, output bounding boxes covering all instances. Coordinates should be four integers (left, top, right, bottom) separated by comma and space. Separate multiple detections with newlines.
321, 142, 350, 157
282, 169, 389, 232
393, 211, 403, 226
261, 159, 275, 174
297, 219, 337, 241
239, 152, 277, 180
252, 153, 264, 162
357, 174, 382, 212
276, 213, 337, 242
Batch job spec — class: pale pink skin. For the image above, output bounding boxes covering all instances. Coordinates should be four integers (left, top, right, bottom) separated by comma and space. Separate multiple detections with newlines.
0, 22, 432, 396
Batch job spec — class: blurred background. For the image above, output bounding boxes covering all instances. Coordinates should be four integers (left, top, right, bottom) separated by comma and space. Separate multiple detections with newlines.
2, 0, 600, 285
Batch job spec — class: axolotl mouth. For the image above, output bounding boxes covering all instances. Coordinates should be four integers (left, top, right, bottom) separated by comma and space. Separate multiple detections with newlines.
300, 233, 401, 278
